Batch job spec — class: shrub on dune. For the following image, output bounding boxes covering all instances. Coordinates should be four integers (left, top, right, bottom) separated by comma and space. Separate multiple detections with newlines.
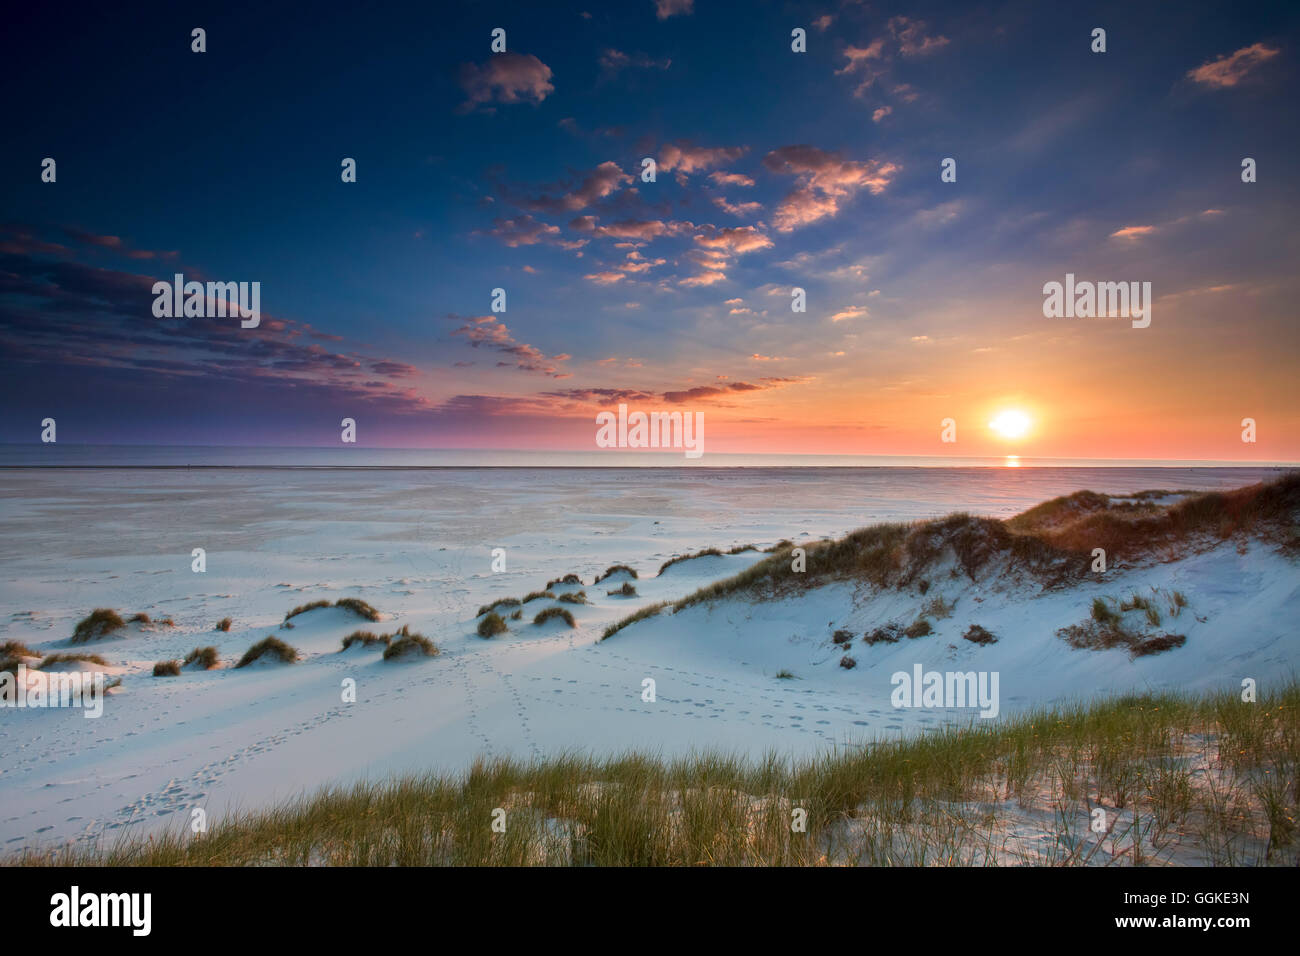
905, 619, 933, 639
558, 591, 587, 605
153, 660, 181, 677
284, 600, 330, 622
545, 573, 583, 590
533, 607, 575, 628
235, 637, 300, 668
341, 631, 390, 650
510, 609, 522, 620
962, 624, 998, 645
607, 581, 637, 597
333, 598, 381, 622
129, 613, 151, 624
0, 640, 36, 659
522, 590, 555, 604
71, 609, 126, 643
383, 625, 438, 660
40, 652, 109, 668
477, 613, 508, 638
184, 646, 220, 670
839, 655, 857, 669
216, 617, 232, 632
594, 564, 638, 584
476, 597, 521, 617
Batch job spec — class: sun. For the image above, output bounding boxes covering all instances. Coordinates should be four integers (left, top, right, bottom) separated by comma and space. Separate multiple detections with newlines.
989, 409, 1032, 440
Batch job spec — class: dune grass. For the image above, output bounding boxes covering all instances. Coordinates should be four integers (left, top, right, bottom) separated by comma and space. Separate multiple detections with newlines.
235, 637, 300, 668
152, 660, 181, 677
558, 591, 588, 605
475, 597, 521, 617
477, 613, 508, 638
341, 631, 391, 650
71, 609, 125, 643
183, 646, 220, 670
607, 581, 638, 597
601, 601, 669, 640
39, 652, 110, 668
594, 564, 638, 584
533, 607, 576, 628
216, 617, 232, 632
16, 684, 1295, 867
522, 590, 555, 604
658, 548, 723, 576
286, 598, 381, 623
382, 626, 438, 661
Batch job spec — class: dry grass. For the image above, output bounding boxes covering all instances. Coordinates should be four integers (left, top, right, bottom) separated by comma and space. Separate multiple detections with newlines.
152, 660, 181, 677
477, 613, 508, 638
216, 617, 232, 632
533, 607, 576, 628
382, 626, 438, 661
183, 646, 220, 670
71, 609, 125, 643
39, 652, 109, 668
341, 631, 391, 650
594, 564, 638, 584
235, 637, 300, 668
658, 548, 723, 576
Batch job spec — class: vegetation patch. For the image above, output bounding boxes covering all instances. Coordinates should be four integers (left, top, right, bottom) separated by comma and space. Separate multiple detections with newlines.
558, 591, 588, 605
153, 660, 181, 677
534, 607, 576, 628
607, 582, 637, 597
341, 631, 391, 650
235, 637, 300, 668
658, 548, 723, 575
71, 609, 126, 644
962, 624, 998, 645
216, 617, 232, 632
594, 564, 638, 584
477, 613, 508, 638
383, 626, 438, 661
183, 646, 220, 670
476, 597, 522, 617
545, 574, 583, 590
601, 602, 669, 640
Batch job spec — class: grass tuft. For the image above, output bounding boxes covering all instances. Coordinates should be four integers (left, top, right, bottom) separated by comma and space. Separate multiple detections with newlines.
235, 637, 300, 668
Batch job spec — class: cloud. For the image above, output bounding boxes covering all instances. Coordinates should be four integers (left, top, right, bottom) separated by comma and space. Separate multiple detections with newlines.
1186, 43, 1280, 89
872, 106, 892, 123
517, 161, 633, 215
655, 0, 694, 20
813, 15, 833, 32
63, 228, 178, 260
458, 53, 555, 111
1110, 225, 1157, 240
584, 270, 626, 284
763, 145, 898, 231
709, 171, 755, 188
660, 142, 748, 177
830, 306, 869, 322
694, 225, 773, 254
712, 196, 763, 217
451, 315, 571, 377
599, 49, 672, 73
485, 215, 562, 247
887, 16, 949, 57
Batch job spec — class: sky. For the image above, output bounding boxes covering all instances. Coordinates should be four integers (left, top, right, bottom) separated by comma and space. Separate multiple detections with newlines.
2, 0, 1297, 461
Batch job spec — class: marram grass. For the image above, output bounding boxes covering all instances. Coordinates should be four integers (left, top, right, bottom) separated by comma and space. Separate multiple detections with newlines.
8, 684, 1296, 867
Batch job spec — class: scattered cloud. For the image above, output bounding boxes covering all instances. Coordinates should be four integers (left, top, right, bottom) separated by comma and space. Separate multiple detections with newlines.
458, 53, 555, 112
1186, 43, 1280, 89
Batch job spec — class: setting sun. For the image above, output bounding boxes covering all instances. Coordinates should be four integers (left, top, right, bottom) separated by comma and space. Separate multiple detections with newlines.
989, 410, 1032, 440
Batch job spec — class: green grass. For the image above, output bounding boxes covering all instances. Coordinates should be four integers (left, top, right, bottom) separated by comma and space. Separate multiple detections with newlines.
17, 684, 1294, 867
71, 608, 125, 643
235, 637, 300, 668
533, 607, 576, 628
477, 613, 508, 638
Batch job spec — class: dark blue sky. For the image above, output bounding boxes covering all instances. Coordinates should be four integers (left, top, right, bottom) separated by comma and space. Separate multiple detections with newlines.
2, 1, 1297, 458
